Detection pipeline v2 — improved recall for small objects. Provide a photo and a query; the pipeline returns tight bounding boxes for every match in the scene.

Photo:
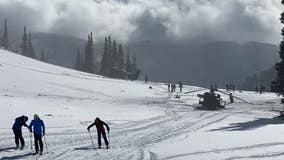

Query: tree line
[0,19,140,81]
[0,18,47,62]
[75,33,140,80]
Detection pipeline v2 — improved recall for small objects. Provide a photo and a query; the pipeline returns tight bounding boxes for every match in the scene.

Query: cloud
[0,0,282,44]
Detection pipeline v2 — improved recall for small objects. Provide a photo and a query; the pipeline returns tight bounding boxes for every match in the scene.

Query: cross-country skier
[29,114,45,155]
[87,117,110,149]
[12,115,29,150]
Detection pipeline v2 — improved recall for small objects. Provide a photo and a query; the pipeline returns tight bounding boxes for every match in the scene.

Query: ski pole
[88,130,95,147]
[43,135,48,152]
[108,132,110,147]
[29,132,33,150]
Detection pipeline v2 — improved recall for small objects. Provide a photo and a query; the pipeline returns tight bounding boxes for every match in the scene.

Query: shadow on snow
[0,147,15,152]
[0,152,34,160]
[160,142,284,160]
[209,118,284,131]
[73,146,98,151]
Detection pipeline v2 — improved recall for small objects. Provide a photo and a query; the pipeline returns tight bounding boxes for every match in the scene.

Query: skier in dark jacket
[87,117,110,149]
[29,114,45,155]
[12,115,29,149]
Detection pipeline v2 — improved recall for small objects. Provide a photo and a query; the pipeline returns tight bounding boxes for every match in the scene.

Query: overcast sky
[0,0,282,44]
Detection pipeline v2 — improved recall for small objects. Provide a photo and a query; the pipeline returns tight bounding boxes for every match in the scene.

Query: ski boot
[19,146,25,150]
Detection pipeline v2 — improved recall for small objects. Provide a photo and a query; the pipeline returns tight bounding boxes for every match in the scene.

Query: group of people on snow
[12,114,45,155]
[167,81,183,93]
[12,115,110,155]
[226,84,235,92]
[210,84,217,91]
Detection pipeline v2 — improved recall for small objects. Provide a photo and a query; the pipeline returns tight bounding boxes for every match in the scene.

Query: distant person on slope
[171,84,176,92]
[178,81,183,93]
[255,86,259,93]
[145,76,148,83]
[12,115,29,150]
[29,114,45,155]
[226,84,229,91]
[87,117,110,149]
[229,93,234,103]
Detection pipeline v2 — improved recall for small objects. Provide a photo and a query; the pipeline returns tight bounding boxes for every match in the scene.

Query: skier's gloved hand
[107,128,110,133]
[87,128,90,131]
[29,128,32,133]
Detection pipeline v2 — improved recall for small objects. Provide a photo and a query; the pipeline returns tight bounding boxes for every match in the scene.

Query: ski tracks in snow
[0,86,282,160]
[1,99,226,159]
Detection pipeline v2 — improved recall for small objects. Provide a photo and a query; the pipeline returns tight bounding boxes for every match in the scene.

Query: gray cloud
[0,0,282,44]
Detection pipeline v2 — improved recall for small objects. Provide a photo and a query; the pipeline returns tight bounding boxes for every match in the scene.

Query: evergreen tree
[111,40,119,77]
[84,32,95,73]
[21,26,28,56]
[75,48,82,70]
[98,36,140,80]
[118,44,125,71]
[90,32,95,72]
[107,36,112,56]
[132,54,137,72]
[83,42,87,70]
[126,47,132,72]
[2,18,9,50]
[272,0,284,95]
[40,49,44,62]
[106,36,112,76]
[112,40,118,66]
[39,49,47,62]
[100,37,108,76]
[27,33,36,58]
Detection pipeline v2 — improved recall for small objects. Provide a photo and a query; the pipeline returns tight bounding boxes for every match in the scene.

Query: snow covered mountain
[0,49,283,160]
[29,33,279,87]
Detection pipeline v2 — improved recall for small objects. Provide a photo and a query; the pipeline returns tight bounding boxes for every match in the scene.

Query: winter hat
[34,114,39,119]
[95,117,100,122]
[22,115,28,121]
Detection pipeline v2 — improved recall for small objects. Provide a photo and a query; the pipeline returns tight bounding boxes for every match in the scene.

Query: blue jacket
[12,116,28,131]
[29,119,45,135]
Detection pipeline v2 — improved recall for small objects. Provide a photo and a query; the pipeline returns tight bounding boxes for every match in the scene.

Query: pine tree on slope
[100,37,109,76]
[272,0,284,96]
[2,18,9,50]
[21,26,28,56]
[27,33,36,58]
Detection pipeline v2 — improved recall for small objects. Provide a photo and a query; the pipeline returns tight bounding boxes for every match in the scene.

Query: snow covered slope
[0,49,283,160]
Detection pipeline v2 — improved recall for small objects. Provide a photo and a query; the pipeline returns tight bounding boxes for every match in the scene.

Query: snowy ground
[0,49,284,160]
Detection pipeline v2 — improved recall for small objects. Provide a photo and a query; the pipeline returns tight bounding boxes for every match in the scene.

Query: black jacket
[88,119,110,133]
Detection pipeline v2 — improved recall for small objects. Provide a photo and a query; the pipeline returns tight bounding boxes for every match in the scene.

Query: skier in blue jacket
[29,114,45,155]
[12,115,29,149]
